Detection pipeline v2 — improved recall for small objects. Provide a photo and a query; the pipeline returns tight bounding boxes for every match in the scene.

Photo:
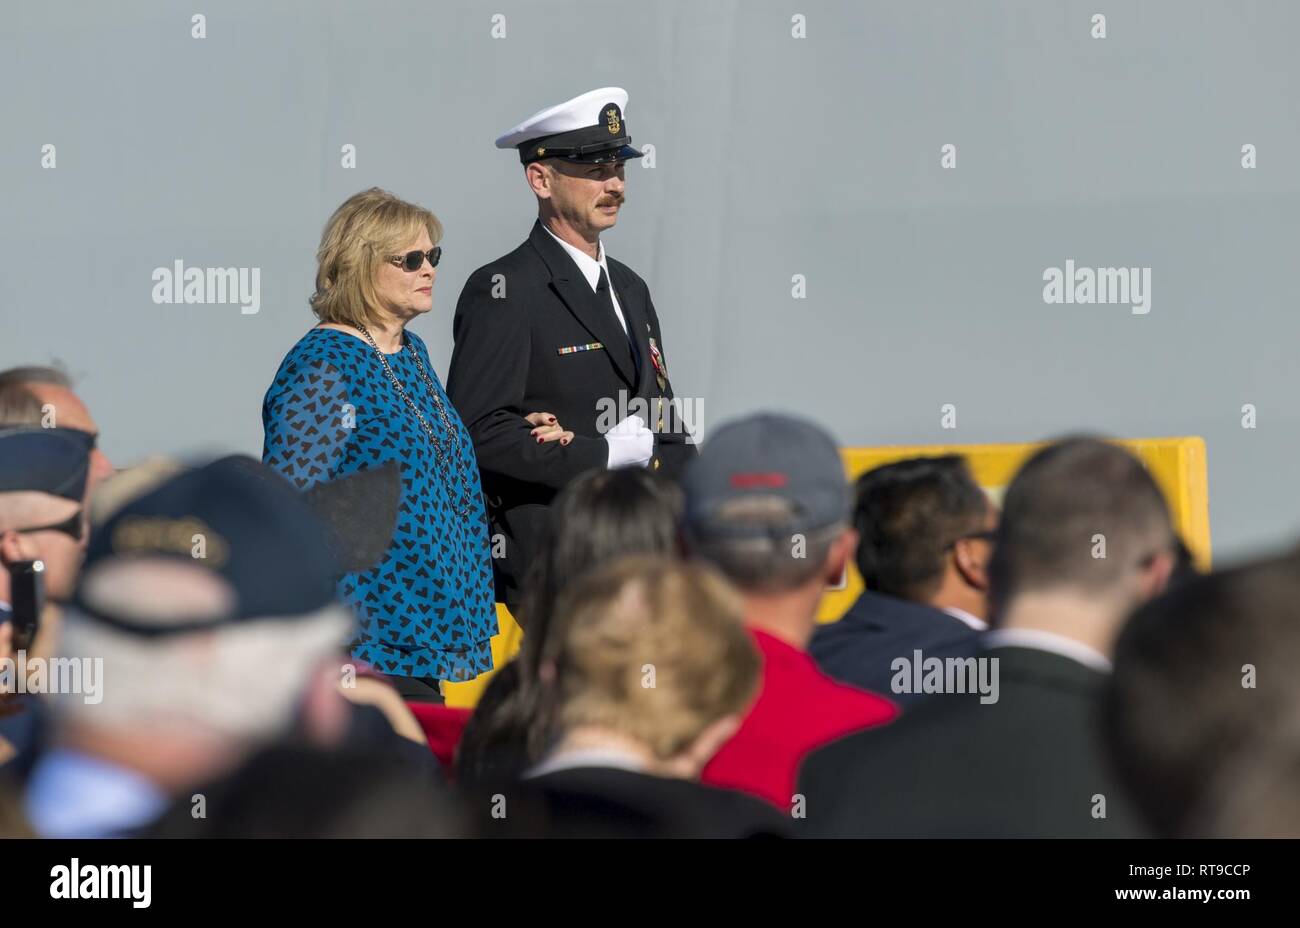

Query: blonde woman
[263,188,570,701]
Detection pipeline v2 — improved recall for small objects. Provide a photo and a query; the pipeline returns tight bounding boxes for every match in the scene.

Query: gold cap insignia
[112,515,229,567]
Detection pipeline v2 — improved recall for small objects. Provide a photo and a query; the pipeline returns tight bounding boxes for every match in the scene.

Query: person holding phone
[0,427,92,768]
[0,428,92,637]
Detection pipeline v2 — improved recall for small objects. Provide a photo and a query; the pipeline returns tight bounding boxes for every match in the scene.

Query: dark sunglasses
[388,247,441,272]
[17,508,85,542]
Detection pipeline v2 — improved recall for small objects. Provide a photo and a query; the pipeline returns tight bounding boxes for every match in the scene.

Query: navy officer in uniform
[446,87,695,607]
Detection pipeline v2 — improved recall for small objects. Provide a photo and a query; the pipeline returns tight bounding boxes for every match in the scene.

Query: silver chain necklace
[358,324,475,518]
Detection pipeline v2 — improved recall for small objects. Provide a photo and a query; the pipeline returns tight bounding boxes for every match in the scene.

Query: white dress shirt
[541,224,629,336]
[25,748,169,838]
[941,606,988,631]
[982,627,1112,673]
[523,745,648,780]
[540,224,651,468]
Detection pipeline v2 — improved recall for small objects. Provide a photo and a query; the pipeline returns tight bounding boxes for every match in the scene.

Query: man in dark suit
[798,438,1176,838]
[446,88,695,606]
[810,455,996,703]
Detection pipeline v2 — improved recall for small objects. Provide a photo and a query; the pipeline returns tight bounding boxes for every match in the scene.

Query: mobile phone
[7,560,45,652]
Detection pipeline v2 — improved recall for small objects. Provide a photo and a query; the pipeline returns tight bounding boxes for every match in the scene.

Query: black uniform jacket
[446,221,696,604]
[796,645,1147,838]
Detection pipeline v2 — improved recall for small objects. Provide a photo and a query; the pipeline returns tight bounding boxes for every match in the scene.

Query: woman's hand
[524,412,573,446]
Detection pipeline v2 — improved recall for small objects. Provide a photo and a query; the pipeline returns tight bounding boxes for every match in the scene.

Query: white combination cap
[495,87,644,165]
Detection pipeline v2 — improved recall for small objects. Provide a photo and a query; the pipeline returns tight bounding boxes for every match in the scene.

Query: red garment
[701,627,899,809]
[406,702,472,775]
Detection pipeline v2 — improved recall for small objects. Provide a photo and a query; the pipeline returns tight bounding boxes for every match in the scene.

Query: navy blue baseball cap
[73,456,344,638]
[0,427,93,501]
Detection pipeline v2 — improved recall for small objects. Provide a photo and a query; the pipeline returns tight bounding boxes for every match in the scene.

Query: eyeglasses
[388,247,441,272]
[16,509,85,542]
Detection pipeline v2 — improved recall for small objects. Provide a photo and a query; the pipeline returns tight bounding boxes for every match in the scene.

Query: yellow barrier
[444,603,525,707]
[444,436,1210,707]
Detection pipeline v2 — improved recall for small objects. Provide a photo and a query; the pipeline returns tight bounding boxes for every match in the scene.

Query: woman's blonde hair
[310,188,443,327]
[541,555,760,761]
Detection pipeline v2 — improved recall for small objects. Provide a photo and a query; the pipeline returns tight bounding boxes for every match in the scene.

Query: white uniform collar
[540,224,629,336]
[542,223,608,292]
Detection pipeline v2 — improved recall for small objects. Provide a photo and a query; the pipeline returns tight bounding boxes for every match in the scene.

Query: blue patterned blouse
[262,327,497,681]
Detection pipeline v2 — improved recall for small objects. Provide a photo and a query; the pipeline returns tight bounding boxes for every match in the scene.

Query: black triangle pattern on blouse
[261,329,498,682]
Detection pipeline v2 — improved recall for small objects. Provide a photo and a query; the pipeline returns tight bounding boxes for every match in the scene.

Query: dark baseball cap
[682,413,850,543]
[74,456,344,638]
[0,427,93,501]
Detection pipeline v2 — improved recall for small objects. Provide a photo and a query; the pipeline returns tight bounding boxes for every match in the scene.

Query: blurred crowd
[2,361,1291,839]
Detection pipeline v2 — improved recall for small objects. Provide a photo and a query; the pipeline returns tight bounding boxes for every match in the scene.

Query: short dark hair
[1104,549,1300,836]
[1189,739,1300,838]
[851,455,988,599]
[521,467,684,650]
[989,437,1172,613]
[455,467,683,786]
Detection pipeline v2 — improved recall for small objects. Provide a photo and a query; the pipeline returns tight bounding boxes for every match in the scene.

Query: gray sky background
[3,0,1298,561]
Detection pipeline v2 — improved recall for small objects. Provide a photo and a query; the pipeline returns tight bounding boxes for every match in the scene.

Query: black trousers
[388,674,445,704]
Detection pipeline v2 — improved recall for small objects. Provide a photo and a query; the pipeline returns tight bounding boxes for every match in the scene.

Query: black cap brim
[557,143,644,164]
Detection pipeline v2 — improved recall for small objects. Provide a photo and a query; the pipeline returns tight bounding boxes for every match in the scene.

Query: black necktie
[597,267,640,370]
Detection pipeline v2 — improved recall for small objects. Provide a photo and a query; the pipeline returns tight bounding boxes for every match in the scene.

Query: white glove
[604,414,654,469]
